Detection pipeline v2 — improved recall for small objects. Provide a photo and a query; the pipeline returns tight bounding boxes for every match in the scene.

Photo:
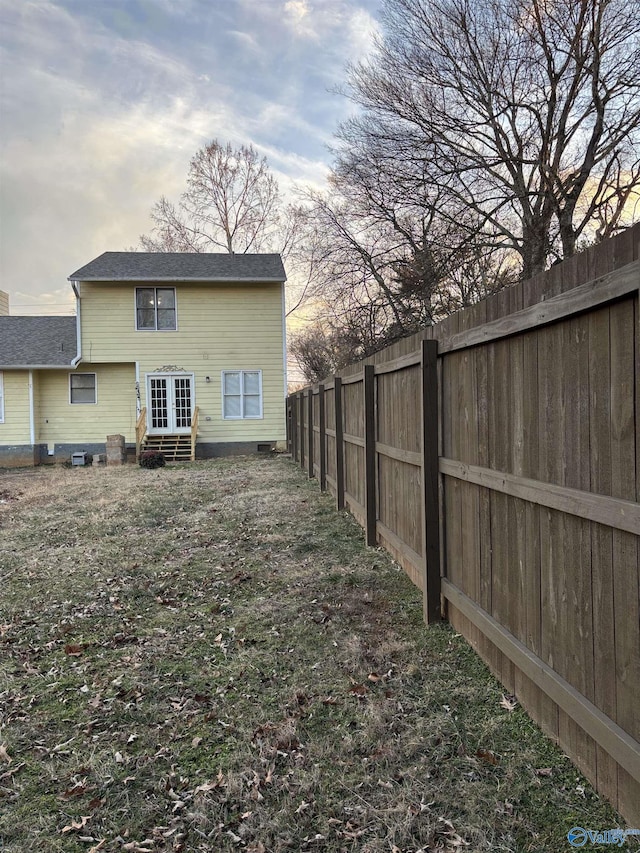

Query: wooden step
[141,434,193,462]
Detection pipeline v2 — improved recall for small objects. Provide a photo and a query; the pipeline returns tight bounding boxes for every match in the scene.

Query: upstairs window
[136,287,177,331]
[222,370,262,419]
[70,373,96,404]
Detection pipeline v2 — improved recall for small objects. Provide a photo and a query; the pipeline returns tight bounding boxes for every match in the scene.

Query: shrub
[139,450,166,469]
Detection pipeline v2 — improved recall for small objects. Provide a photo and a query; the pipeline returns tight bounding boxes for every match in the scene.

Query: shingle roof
[68,252,287,282]
[0,316,78,367]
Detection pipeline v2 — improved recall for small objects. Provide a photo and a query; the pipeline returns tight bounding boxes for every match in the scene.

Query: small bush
[139,450,166,469]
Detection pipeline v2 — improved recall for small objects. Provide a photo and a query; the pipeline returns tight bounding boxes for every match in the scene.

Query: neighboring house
[0,252,287,467]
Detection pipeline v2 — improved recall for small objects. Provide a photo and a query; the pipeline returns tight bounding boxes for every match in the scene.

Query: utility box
[71,452,87,466]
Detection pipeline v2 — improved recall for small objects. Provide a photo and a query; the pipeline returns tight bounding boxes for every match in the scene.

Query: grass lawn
[0,455,626,852]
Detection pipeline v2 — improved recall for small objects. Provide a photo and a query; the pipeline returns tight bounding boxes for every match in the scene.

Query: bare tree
[339,0,640,278]
[294,174,514,362]
[140,140,289,255]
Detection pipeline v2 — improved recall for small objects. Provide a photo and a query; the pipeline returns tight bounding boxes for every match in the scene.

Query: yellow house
[0,252,287,466]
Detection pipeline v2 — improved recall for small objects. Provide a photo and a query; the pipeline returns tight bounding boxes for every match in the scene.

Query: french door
[146,373,194,435]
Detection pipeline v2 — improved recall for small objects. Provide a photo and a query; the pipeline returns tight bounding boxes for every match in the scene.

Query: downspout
[70,281,82,366]
[281,282,288,398]
[28,370,35,446]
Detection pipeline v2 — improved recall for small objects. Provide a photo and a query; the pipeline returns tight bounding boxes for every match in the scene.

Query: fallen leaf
[0,744,12,764]
[194,771,225,795]
[536,767,553,777]
[192,736,203,748]
[61,816,90,834]
[61,782,88,799]
[348,684,368,696]
[64,644,83,656]
[114,752,124,763]
[0,761,25,781]
[438,818,470,848]
[500,694,518,712]
[476,748,499,765]
[367,672,381,682]
[295,800,311,814]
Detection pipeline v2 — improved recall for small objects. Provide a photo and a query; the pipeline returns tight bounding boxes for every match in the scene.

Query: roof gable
[0,316,78,367]
[68,252,287,282]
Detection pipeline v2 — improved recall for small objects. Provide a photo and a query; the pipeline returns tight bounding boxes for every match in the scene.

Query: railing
[190,406,199,462]
[135,407,147,461]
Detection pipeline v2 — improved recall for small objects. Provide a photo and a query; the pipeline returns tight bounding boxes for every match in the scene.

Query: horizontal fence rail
[287,224,640,824]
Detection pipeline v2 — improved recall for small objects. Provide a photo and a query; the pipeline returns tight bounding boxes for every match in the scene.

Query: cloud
[0,0,380,310]
[227,29,261,53]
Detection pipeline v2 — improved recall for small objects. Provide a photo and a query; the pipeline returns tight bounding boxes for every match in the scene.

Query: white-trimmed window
[135,287,177,331]
[70,373,97,404]
[222,370,262,419]
[0,372,4,423]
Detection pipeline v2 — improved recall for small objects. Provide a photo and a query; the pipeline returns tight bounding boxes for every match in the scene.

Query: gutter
[70,281,82,367]
[69,276,287,283]
[0,364,76,370]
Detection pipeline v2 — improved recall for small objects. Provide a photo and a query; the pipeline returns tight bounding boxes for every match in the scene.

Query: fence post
[334,377,345,510]
[421,339,441,623]
[298,390,305,470]
[318,384,326,491]
[364,364,377,547]
[291,394,298,461]
[307,388,314,479]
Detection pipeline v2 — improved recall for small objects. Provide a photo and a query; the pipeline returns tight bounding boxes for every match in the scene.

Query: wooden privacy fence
[286,224,640,824]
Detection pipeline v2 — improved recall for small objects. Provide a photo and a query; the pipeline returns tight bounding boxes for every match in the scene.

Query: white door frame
[146,372,195,435]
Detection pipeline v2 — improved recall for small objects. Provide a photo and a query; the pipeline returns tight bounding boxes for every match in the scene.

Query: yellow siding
[79,282,286,442]
[37,364,137,443]
[0,371,31,442]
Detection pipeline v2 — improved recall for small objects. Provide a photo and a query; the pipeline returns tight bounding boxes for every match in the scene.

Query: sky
[0,0,381,315]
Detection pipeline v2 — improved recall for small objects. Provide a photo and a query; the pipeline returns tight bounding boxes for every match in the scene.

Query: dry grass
[0,456,627,852]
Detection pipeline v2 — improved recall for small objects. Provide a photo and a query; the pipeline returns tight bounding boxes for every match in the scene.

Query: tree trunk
[558,207,577,260]
[520,221,551,281]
